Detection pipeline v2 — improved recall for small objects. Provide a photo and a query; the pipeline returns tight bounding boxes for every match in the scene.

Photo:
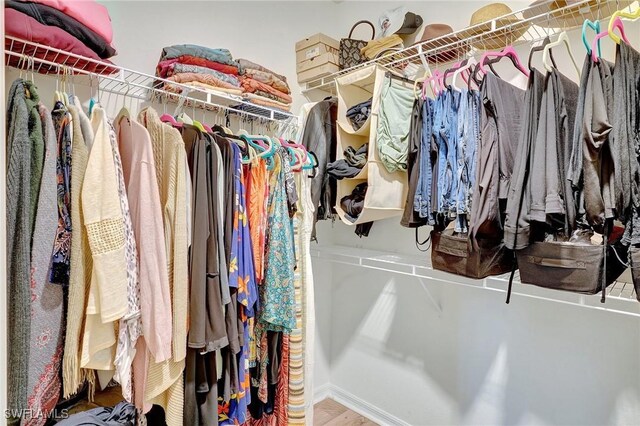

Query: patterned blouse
[49,101,72,285]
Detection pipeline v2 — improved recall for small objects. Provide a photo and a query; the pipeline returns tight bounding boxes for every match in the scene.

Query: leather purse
[517,240,628,296]
[430,229,512,279]
[339,21,375,70]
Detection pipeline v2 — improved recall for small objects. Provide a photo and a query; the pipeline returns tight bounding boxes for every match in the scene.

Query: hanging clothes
[25,102,63,426]
[6,79,41,419]
[63,97,96,399]
[49,100,72,285]
[261,148,296,333]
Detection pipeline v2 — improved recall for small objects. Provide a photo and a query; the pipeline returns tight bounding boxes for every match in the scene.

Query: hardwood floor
[314,398,378,425]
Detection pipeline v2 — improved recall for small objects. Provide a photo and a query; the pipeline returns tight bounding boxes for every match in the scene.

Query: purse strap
[348,20,376,40]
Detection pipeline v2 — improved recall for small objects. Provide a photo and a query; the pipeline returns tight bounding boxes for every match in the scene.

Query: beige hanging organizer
[335,64,410,225]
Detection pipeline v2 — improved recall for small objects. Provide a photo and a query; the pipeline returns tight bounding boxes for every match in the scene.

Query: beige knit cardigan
[62,100,95,398]
[138,107,189,426]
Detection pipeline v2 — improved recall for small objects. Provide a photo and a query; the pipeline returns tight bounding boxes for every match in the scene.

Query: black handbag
[339,20,375,70]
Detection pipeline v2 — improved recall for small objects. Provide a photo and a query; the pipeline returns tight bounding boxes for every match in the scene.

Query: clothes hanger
[441,60,466,88]
[528,36,557,71]
[543,31,581,77]
[422,69,442,99]
[591,17,630,62]
[582,19,602,57]
[115,82,133,124]
[483,49,530,78]
[479,46,529,77]
[452,58,478,91]
[608,5,640,44]
[413,44,435,99]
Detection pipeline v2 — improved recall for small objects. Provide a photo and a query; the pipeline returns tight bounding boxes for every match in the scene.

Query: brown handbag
[430,229,512,279]
[339,21,375,70]
[517,240,628,296]
[623,245,640,302]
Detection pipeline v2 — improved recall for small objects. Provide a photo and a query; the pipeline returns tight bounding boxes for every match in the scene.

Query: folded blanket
[26,0,114,44]
[167,72,240,91]
[243,68,290,94]
[156,56,240,78]
[239,76,292,104]
[5,9,116,74]
[254,90,291,105]
[7,0,116,59]
[163,81,244,96]
[168,63,240,86]
[243,93,291,109]
[241,95,291,112]
[160,44,237,67]
[238,58,287,82]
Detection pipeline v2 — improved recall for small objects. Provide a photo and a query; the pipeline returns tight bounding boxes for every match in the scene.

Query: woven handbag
[339,20,375,70]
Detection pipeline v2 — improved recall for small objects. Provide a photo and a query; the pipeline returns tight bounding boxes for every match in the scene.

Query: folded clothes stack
[5,0,117,72]
[156,44,243,95]
[155,47,292,112]
[237,58,292,112]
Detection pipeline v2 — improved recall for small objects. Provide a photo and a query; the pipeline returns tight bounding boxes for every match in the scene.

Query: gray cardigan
[6,78,40,418]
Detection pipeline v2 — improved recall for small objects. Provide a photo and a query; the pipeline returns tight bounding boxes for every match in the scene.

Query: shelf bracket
[417,277,442,315]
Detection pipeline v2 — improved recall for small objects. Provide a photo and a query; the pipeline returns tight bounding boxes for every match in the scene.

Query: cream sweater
[62,100,94,398]
[80,106,128,378]
[138,107,189,426]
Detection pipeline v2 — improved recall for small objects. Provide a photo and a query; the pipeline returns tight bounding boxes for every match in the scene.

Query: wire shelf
[311,245,640,317]
[5,36,296,123]
[302,0,634,94]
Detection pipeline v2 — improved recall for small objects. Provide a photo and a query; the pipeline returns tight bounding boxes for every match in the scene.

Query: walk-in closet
[3,1,640,425]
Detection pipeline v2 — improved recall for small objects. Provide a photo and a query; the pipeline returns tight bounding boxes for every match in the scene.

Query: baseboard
[313,382,332,405]
[319,384,410,426]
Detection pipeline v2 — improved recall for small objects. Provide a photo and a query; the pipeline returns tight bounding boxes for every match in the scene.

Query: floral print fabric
[49,101,72,285]
[260,150,296,333]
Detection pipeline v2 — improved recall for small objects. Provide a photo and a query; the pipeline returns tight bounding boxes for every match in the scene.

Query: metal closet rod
[4,37,296,123]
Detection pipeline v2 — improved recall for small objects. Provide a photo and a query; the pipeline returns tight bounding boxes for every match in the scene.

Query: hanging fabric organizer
[335,64,410,225]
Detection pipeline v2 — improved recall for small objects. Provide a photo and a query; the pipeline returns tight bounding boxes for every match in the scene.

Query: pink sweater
[114,114,173,364]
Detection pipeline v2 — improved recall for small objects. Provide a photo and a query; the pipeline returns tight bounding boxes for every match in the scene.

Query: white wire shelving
[311,245,640,318]
[4,36,296,123]
[302,0,634,94]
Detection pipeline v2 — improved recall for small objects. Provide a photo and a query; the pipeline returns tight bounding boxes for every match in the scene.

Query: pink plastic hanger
[591,17,629,62]
[479,46,529,77]
[422,69,442,98]
[160,113,182,128]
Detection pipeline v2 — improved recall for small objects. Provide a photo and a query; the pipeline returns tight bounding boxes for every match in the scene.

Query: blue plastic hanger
[582,19,602,57]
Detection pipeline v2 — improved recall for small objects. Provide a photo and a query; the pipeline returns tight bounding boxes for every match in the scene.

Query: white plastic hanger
[543,31,580,78]
[412,44,434,99]
[452,57,477,92]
